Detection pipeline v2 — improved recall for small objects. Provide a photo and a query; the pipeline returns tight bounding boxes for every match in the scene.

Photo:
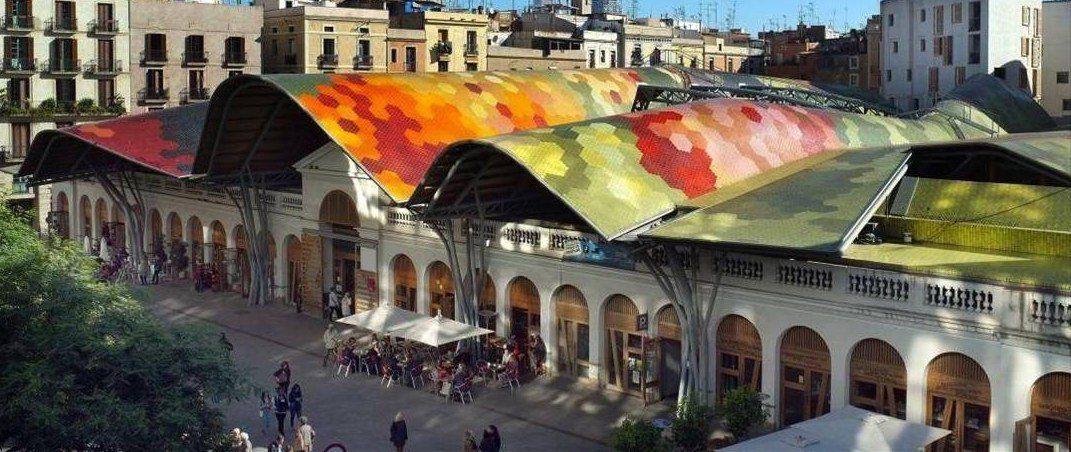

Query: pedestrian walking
[288,384,303,429]
[273,389,289,436]
[268,433,288,452]
[463,430,479,452]
[138,258,149,285]
[479,425,501,452]
[532,333,547,375]
[389,412,408,452]
[341,291,353,317]
[327,288,342,320]
[258,391,273,434]
[322,324,340,367]
[273,361,292,394]
[294,416,316,452]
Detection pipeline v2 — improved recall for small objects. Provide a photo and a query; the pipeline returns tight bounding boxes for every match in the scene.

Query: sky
[486,0,881,34]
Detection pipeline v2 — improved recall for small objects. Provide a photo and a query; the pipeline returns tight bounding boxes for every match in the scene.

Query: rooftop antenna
[724,0,736,29]
[629,0,638,17]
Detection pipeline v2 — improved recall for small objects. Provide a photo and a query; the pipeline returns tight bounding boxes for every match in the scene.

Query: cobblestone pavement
[148,282,669,451]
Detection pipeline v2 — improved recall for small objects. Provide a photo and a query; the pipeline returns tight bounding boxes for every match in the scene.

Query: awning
[722,406,950,452]
[388,312,494,347]
[335,304,425,335]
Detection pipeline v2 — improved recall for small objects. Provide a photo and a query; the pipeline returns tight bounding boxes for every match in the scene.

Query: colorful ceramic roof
[423,97,964,239]
[896,178,1071,232]
[18,102,208,180]
[195,67,685,201]
[641,146,910,254]
[989,131,1071,179]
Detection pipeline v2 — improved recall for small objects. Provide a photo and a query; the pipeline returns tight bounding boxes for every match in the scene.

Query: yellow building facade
[395,10,489,72]
[263,6,389,74]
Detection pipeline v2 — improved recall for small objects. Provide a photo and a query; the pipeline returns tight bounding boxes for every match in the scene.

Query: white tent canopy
[722,406,951,452]
[335,304,426,335]
[388,312,494,347]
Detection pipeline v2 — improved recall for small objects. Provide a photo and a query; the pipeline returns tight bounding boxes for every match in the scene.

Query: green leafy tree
[718,387,770,442]
[0,200,250,450]
[671,395,715,451]
[611,416,668,452]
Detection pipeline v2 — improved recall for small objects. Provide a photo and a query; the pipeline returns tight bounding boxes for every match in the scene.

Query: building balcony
[88,18,119,35]
[433,41,453,61]
[2,15,35,31]
[223,52,247,67]
[180,87,210,104]
[45,17,76,34]
[317,53,338,68]
[464,43,479,57]
[140,49,167,65]
[353,54,373,70]
[183,51,209,66]
[44,58,81,75]
[138,87,170,104]
[1,57,36,74]
[85,59,123,75]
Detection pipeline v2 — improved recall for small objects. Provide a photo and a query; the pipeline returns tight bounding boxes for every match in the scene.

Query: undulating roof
[194,67,686,201]
[942,74,1056,133]
[412,97,965,240]
[641,146,911,255]
[18,102,208,182]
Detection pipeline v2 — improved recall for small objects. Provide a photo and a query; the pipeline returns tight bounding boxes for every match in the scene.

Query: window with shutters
[933,5,944,34]
[1022,6,1030,26]
[969,34,980,64]
[952,3,962,24]
[929,67,939,94]
[11,123,30,158]
[955,66,966,86]
[943,36,953,65]
[98,79,115,106]
[1022,38,1029,57]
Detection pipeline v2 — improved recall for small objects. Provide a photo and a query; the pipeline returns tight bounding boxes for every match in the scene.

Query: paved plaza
[149,282,669,451]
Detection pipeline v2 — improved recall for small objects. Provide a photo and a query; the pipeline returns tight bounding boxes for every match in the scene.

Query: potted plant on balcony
[74,98,96,115]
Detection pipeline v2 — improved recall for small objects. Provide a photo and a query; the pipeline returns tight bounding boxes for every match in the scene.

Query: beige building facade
[263,5,388,74]
[394,10,488,72]
[703,35,751,73]
[129,0,262,112]
[486,45,584,71]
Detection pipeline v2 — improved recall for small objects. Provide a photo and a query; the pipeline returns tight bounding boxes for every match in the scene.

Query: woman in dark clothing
[389,412,408,452]
[288,384,303,429]
[479,425,501,452]
[273,361,292,393]
[273,389,289,436]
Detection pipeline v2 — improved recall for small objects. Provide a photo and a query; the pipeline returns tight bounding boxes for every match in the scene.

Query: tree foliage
[611,416,668,452]
[718,387,770,442]
[0,201,249,450]
[671,395,715,451]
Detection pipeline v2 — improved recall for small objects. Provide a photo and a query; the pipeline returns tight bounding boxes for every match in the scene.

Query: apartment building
[619,19,672,67]
[703,34,751,73]
[812,28,874,90]
[667,28,703,68]
[1040,0,1069,120]
[385,27,425,73]
[880,0,1043,111]
[393,9,488,72]
[263,5,387,75]
[0,0,130,216]
[129,0,261,112]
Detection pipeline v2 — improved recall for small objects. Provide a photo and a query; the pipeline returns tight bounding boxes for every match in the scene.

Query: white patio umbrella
[722,406,950,452]
[389,312,494,347]
[334,303,425,335]
[98,237,110,260]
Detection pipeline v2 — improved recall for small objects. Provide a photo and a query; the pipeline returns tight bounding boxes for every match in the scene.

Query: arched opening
[187,216,203,264]
[168,212,183,242]
[926,353,991,452]
[234,225,250,297]
[95,198,107,238]
[780,326,831,426]
[1027,372,1071,451]
[656,305,682,401]
[849,338,907,419]
[554,285,590,379]
[110,203,127,251]
[285,235,303,305]
[79,195,92,238]
[51,191,69,238]
[426,261,454,319]
[149,209,162,250]
[716,314,762,401]
[392,254,417,311]
[319,190,360,296]
[604,294,643,396]
[508,277,540,344]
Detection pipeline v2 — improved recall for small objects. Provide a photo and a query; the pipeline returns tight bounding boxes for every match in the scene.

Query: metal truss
[632,84,897,117]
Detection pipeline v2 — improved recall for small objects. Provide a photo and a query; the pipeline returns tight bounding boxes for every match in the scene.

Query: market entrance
[926,353,991,452]
[1026,372,1071,452]
[849,338,906,419]
[554,285,590,379]
[392,254,417,311]
[656,305,681,401]
[779,326,831,426]
[426,261,454,319]
[318,190,360,300]
[716,314,762,401]
[604,294,646,396]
